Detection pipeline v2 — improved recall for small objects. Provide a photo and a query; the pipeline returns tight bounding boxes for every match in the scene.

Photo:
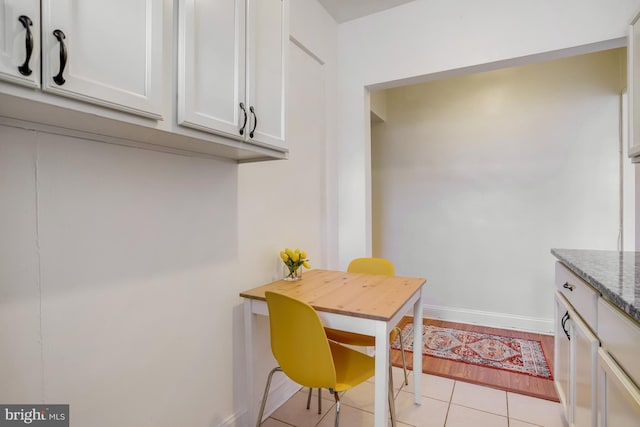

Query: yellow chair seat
[325,327,401,347]
[329,340,374,392]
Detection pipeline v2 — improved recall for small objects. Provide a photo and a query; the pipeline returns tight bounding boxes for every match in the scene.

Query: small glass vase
[283,264,302,281]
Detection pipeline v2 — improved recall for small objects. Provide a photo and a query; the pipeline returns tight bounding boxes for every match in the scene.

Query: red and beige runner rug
[390,318,558,401]
[392,322,553,379]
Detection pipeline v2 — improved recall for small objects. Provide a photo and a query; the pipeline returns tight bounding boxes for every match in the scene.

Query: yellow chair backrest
[265,291,337,389]
[347,257,395,276]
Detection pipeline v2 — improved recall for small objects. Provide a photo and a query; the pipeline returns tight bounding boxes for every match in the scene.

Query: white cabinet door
[598,348,640,427]
[245,0,287,150]
[555,293,572,420]
[178,0,246,139]
[40,0,163,119]
[555,291,598,427]
[570,309,598,427]
[0,0,40,87]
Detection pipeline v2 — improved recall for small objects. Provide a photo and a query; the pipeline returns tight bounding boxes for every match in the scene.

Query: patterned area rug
[391,322,553,379]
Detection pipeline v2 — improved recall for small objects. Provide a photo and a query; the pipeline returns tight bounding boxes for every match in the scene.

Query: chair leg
[395,326,409,386]
[306,388,322,414]
[256,367,282,427]
[333,390,341,427]
[388,362,397,427]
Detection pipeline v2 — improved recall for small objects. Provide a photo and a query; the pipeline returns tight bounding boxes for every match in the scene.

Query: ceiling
[317,0,416,23]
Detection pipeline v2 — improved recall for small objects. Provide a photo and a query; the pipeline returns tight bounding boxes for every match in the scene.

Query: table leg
[374,321,390,427]
[244,299,256,425]
[413,287,424,403]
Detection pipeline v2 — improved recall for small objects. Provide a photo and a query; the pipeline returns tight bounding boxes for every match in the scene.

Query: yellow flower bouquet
[280,248,311,281]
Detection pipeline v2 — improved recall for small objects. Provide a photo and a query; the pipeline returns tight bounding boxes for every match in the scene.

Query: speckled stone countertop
[551,248,640,324]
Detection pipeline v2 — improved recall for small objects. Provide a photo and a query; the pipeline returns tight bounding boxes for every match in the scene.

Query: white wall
[0,0,338,426]
[372,49,627,332]
[238,22,338,420]
[336,0,640,269]
[0,125,241,426]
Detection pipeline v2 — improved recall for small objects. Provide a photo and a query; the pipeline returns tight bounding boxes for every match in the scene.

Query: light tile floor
[263,367,568,427]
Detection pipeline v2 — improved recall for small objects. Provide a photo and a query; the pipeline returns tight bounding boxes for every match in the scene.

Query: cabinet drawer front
[598,298,640,388]
[555,262,599,332]
[598,348,640,426]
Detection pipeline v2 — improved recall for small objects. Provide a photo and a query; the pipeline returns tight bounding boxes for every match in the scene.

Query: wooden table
[240,269,427,427]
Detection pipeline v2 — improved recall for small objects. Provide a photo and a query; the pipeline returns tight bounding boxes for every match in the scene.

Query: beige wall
[336,0,640,271]
[372,49,629,332]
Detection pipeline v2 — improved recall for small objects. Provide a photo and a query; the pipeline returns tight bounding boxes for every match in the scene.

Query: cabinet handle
[52,29,67,86]
[249,106,257,138]
[561,311,571,341]
[239,102,248,135]
[562,282,575,292]
[17,15,34,76]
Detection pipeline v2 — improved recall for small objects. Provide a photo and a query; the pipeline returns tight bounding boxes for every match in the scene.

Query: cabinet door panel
[598,348,640,427]
[246,0,286,150]
[571,310,598,427]
[178,0,245,137]
[598,298,640,388]
[41,0,162,118]
[555,293,571,419]
[0,0,40,87]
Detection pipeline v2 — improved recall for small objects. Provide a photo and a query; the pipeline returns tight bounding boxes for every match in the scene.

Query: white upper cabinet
[0,0,40,88]
[178,0,287,152]
[40,0,163,119]
[0,1,286,161]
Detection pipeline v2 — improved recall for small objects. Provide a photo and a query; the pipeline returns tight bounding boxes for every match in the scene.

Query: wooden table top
[239,269,426,321]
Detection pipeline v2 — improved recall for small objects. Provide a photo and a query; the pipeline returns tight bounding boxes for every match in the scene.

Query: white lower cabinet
[598,348,640,426]
[555,293,572,417]
[555,262,640,427]
[555,292,598,427]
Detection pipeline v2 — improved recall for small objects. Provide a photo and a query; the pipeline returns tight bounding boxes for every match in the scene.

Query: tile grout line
[506,391,510,426]
[442,380,457,427]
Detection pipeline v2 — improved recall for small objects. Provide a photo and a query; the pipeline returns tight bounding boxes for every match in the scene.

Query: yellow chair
[326,258,409,383]
[256,291,396,427]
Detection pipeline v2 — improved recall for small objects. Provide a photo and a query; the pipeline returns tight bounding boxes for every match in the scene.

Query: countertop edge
[551,248,640,324]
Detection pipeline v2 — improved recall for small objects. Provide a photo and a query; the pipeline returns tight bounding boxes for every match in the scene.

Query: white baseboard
[220,409,245,427]
[225,374,300,427]
[422,304,554,334]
